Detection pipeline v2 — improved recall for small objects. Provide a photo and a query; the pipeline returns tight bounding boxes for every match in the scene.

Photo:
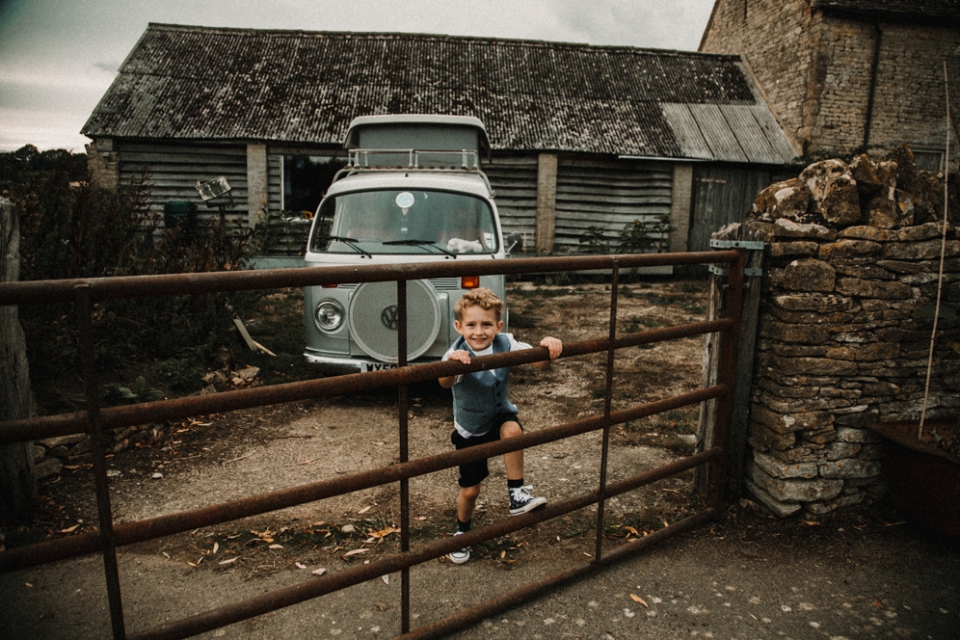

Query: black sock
[507,478,523,490]
[457,519,471,533]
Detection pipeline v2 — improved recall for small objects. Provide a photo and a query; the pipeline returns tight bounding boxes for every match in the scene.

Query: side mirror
[505,232,523,256]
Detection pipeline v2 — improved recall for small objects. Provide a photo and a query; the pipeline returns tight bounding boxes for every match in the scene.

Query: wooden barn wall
[116,141,248,227]
[482,155,539,253]
[554,158,673,255]
[267,153,284,214]
[688,165,775,253]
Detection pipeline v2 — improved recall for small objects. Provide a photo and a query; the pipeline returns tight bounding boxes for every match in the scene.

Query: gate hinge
[709,265,763,277]
[710,239,766,251]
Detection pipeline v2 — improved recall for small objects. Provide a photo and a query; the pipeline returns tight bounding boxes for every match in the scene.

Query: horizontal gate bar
[0,251,738,306]
[0,319,731,444]
[126,449,722,640]
[0,385,727,572]
[0,248,746,640]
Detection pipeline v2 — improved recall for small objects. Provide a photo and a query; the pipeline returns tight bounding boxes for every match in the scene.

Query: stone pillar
[669,163,693,253]
[740,153,960,517]
[246,143,269,229]
[535,153,558,256]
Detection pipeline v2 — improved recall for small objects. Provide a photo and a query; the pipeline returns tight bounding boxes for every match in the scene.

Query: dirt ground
[3,278,959,639]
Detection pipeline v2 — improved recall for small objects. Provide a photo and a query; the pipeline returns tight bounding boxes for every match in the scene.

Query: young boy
[438,287,562,564]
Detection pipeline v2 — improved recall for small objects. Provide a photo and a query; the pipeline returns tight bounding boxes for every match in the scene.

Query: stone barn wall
[701,0,960,167]
[731,148,959,516]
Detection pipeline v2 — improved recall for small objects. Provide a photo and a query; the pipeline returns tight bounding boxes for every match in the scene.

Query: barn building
[82,24,798,261]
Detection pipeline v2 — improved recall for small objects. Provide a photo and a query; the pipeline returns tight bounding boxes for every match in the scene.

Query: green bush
[155,351,207,392]
[2,146,259,401]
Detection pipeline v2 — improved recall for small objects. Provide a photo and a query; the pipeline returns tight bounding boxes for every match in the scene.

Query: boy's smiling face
[454,304,504,352]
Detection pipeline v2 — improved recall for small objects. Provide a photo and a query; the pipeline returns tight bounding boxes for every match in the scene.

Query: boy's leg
[450,429,493,565]
[449,482,480,565]
[457,483,482,524]
[500,420,524,480]
[500,419,547,515]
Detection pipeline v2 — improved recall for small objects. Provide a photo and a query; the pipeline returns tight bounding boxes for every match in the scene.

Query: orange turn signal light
[461,275,480,289]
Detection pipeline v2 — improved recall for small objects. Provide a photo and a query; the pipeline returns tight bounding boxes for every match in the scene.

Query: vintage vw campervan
[302,115,512,373]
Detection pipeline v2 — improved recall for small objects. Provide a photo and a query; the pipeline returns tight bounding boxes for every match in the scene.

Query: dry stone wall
[729,148,959,517]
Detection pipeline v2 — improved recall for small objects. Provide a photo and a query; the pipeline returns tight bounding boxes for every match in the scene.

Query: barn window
[282,155,345,215]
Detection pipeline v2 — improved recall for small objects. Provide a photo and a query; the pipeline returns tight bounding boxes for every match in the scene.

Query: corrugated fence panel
[483,155,539,253]
[117,141,248,227]
[554,159,673,255]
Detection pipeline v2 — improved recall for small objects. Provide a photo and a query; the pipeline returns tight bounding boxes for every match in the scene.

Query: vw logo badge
[381,305,399,331]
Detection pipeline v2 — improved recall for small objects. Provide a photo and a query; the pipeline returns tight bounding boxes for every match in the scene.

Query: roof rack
[331,149,494,194]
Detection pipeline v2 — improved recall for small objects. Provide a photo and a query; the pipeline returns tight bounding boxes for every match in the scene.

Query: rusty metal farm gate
[0,249,747,639]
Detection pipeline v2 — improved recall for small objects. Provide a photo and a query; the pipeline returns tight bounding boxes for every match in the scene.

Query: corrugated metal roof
[83,24,798,164]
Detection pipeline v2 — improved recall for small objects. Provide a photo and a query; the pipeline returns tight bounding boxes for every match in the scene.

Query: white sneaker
[509,485,547,515]
[448,531,470,564]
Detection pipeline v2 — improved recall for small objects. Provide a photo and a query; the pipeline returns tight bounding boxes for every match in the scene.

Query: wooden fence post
[695,223,765,500]
[0,196,37,524]
[535,153,558,256]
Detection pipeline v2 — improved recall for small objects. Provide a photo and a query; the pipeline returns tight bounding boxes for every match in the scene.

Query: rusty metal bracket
[709,265,762,278]
[710,239,766,251]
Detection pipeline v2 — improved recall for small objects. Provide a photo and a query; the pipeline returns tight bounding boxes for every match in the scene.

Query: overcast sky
[0,0,715,153]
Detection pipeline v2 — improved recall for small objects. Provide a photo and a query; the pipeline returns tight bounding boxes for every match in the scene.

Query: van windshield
[309,189,498,256]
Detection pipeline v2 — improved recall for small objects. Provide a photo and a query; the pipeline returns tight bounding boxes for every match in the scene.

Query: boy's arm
[438,349,471,388]
[532,337,562,370]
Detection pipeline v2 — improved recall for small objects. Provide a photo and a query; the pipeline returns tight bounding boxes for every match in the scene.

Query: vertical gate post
[75,284,126,639]
[396,279,411,634]
[707,248,745,509]
[696,229,765,502]
[593,262,619,561]
[727,235,765,492]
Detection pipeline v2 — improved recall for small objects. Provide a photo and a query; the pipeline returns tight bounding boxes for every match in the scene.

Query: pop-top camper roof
[343,115,490,153]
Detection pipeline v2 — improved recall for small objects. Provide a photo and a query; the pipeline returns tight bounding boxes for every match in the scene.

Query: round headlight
[315,300,344,332]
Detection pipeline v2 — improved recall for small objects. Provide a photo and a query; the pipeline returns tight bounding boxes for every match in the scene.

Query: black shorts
[451,414,521,488]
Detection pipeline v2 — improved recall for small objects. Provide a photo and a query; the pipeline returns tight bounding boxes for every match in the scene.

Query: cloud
[93,61,120,74]
[550,0,712,50]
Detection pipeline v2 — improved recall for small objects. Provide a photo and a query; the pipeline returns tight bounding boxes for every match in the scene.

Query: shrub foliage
[2,145,260,403]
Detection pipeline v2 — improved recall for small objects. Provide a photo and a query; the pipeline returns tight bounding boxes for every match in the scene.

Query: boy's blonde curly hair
[454,287,503,321]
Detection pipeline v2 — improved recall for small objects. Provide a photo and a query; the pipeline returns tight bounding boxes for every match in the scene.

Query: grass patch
[622,315,661,333]
[676,279,708,294]
[679,301,706,316]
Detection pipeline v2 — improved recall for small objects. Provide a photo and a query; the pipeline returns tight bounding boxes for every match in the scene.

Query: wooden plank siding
[688,165,774,253]
[117,141,249,228]
[483,155,540,254]
[553,159,673,255]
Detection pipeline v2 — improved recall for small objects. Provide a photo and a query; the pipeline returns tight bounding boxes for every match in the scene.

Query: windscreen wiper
[382,238,456,258]
[315,235,372,259]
